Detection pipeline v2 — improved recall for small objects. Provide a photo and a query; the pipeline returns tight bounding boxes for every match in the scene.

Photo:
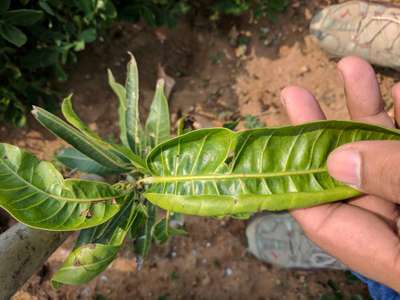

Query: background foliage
[0,0,117,126]
[0,0,288,127]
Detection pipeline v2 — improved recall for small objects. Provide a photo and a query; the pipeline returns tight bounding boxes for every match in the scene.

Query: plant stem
[0,224,68,299]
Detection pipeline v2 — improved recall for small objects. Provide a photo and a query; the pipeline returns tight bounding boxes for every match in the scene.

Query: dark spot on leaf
[80,209,92,219]
[73,259,82,267]
[224,154,234,165]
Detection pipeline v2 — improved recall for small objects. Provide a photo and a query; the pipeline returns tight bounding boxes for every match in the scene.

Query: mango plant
[1,54,400,286]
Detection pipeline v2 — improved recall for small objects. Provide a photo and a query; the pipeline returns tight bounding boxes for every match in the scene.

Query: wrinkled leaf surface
[144,121,400,216]
[0,144,125,231]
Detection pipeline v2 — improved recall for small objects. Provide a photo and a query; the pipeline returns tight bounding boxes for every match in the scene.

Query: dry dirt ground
[3,0,400,299]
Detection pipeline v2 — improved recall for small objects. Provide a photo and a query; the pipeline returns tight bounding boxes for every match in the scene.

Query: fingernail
[327,149,361,187]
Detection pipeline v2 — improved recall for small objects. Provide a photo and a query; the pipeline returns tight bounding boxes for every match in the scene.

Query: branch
[0,224,68,299]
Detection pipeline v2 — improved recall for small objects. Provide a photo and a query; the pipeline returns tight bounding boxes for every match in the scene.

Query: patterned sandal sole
[310,0,400,70]
[246,213,346,270]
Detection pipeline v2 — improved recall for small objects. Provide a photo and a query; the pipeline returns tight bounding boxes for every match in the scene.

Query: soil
[2,0,400,299]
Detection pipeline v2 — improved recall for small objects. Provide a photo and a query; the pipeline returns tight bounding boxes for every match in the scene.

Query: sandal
[246,213,347,270]
[310,1,400,70]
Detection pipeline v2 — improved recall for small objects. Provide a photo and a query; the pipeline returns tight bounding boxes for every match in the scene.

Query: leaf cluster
[0,54,185,286]
[2,54,400,286]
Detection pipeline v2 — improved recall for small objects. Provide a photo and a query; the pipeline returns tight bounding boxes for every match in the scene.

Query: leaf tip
[127,51,137,67]
[31,106,39,117]
[61,95,73,107]
[156,78,165,90]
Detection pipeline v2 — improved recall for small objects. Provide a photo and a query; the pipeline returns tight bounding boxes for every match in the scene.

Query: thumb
[327,141,400,203]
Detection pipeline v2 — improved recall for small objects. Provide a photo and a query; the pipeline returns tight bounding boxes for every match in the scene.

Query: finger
[338,56,397,217]
[338,56,393,127]
[328,140,400,204]
[282,85,398,220]
[293,203,400,292]
[393,83,400,126]
[349,195,399,226]
[282,86,397,221]
[281,86,326,123]
[282,86,338,230]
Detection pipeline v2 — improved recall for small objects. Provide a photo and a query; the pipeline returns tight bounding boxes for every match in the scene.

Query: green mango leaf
[61,95,102,140]
[152,218,170,244]
[111,144,148,173]
[145,79,171,148]
[56,147,119,175]
[152,217,186,245]
[143,120,400,216]
[32,107,146,172]
[107,69,128,147]
[32,106,132,173]
[60,96,147,171]
[0,24,27,47]
[4,9,44,26]
[134,202,156,258]
[53,243,119,287]
[0,143,125,231]
[125,53,142,155]
[52,198,138,286]
[130,203,147,238]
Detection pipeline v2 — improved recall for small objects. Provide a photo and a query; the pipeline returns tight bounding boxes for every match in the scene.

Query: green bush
[0,0,288,127]
[211,0,288,19]
[115,0,288,26]
[115,0,191,27]
[0,0,117,126]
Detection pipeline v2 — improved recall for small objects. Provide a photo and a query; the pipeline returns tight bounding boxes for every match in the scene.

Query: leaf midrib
[142,167,327,183]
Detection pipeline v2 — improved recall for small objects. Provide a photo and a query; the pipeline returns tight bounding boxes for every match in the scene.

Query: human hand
[282,56,400,291]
